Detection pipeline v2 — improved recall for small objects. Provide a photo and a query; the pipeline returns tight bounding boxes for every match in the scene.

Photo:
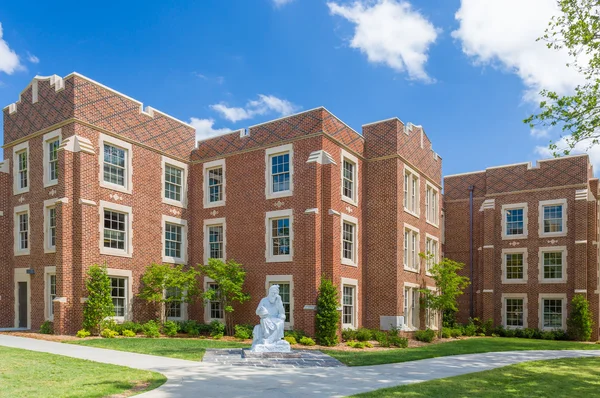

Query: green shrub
[284,330,306,341]
[449,328,463,338]
[76,329,91,338]
[142,320,161,338]
[389,335,408,348]
[374,331,390,347]
[284,336,297,345]
[504,328,516,338]
[355,328,374,342]
[188,328,200,337]
[234,324,253,339]
[299,336,316,346]
[40,321,53,335]
[210,320,225,339]
[122,329,136,337]
[481,319,494,336]
[462,320,477,336]
[163,321,179,337]
[82,265,114,335]
[347,340,373,349]
[315,277,339,346]
[179,320,198,334]
[119,321,143,334]
[101,329,119,338]
[415,328,436,343]
[342,328,357,341]
[567,295,594,341]
[441,328,452,339]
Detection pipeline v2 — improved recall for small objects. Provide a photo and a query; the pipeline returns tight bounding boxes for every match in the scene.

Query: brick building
[444,156,600,339]
[0,73,442,335]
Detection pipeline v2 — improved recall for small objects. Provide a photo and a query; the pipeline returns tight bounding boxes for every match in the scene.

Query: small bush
[76,329,91,338]
[389,335,408,348]
[101,329,119,339]
[188,328,200,337]
[342,328,357,341]
[347,340,373,349]
[355,328,374,342]
[163,321,179,337]
[449,328,463,338]
[180,320,199,334]
[481,319,494,336]
[120,321,143,334]
[234,324,253,340]
[142,320,161,338]
[462,321,477,337]
[567,295,594,341]
[122,329,136,337]
[299,336,316,346]
[284,336,297,345]
[415,328,436,343]
[40,321,53,335]
[441,328,452,339]
[315,277,339,346]
[284,330,306,341]
[210,320,225,339]
[374,331,390,347]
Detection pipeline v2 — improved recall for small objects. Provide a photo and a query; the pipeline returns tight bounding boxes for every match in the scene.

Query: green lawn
[354,357,600,397]
[68,337,250,361]
[325,337,599,366]
[0,346,165,398]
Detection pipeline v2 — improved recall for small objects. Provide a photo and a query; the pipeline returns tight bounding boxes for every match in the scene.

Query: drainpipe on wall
[469,185,474,319]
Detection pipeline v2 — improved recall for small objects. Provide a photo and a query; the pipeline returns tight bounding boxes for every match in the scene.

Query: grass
[0,346,166,398]
[68,337,250,361]
[353,357,600,397]
[324,337,599,366]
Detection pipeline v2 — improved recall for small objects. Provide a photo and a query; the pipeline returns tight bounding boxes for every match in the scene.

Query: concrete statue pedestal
[250,284,292,353]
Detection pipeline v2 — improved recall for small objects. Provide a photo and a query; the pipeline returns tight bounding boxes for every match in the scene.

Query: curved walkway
[1,334,599,397]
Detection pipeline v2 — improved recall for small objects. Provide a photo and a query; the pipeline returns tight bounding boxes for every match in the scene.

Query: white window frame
[265,209,294,262]
[99,133,133,194]
[538,199,568,238]
[403,164,420,218]
[14,204,30,256]
[265,144,294,200]
[106,268,133,323]
[204,277,224,323]
[165,287,188,321]
[203,217,226,264]
[539,293,567,331]
[425,233,439,276]
[13,141,29,195]
[403,282,420,331]
[266,275,294,329]
[44,266,57,322]
[424,286,439,330]
[341,149,359,206]
[43,129,62,188]
[43,199,57,253]
[501,248,528,284]
[404,223,420,273]
[162,156,188,208]
[425,181,439,227]
[203,158,226,208]
[341,277,358,330]
[341,213,359,267]
[162,215,188,264]
[502,293,528,329]
[99,201,133,258]
[501,203,528,240]
[538,246,567,283]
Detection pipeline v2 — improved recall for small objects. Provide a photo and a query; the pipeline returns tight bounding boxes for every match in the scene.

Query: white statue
[250,285,291,352]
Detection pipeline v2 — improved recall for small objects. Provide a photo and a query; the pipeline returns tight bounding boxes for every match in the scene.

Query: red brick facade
[0,74,442,335]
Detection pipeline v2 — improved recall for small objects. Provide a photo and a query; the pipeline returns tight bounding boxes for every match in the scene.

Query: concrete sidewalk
[1,334,599,398]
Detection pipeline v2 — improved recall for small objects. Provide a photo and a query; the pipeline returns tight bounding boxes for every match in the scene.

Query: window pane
[110,277,126,317]
[343,160,354,199]
[506,298,524,326]
[208,225,224,259]
[342,222,354,261]
[343,286,354,325]
[271,153,290,193]
[543,299,562,328]
[165,223,182,259]
[208,283,223,319]
[271,218,290,256]
[543,205,563,233]
[208,167,223,203]
[543,252,563,279]
[506,208,524,235]
[103,210,126,250]
[505,253,524,279]
[165,165,182,201]
[103,144,126,186]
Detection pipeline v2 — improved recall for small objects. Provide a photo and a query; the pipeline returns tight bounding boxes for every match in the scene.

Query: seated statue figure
[250,285,291,352]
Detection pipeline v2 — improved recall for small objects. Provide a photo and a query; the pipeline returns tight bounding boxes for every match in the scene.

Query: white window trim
[265,209,294,262]
[265,144,294,200]
[404,223,420,273]
[99,133,133,194]
[165,288,188,322]
[43,129,62,188]
[203,158,226,208]
[203,217,226,264]
[403,164,420,218]
[13,141,29,195]
[99,201,133,258]
[341,213,359,267]
[538,246,568,283]
[501,293,528,329]
[501,203,528,240]
[425,181,439,228]
[107,268,133,323]
[538,293,567,331]
[538,199,568,238]
[341,149,359,207]
[43,199,57,253]
[424,286,439,330]
[501,248,528,284]
[162,156,188,208]
[162,215,188,264]
[266,275,294,329]
[14,204,30,256]
[341,277,359,330]
[44,266,57,321]
[425,233,439,276]
[403,282,420,331]
[204,276,224,323]
[14,268,31,329]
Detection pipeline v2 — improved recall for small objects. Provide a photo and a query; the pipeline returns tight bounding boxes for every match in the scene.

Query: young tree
[83,264,114,335]
[419,256,470,337]
[567,294,594,341]
[525,0,600,154]
[315,276,340,347]
[198,259,250,336]
[138,263,201,323]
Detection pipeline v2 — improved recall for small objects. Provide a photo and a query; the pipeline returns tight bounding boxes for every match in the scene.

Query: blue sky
[0,0,589,176]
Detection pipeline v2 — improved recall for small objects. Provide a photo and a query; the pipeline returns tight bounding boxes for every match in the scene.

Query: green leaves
[315,277,340,346]
[83,264,114,335]
[567,294,594,341]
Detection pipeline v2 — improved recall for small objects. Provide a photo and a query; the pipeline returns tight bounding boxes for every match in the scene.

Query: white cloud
[327,0,439,82]
[272,0,295,7]
[530,128,549,138]
[0,23,21,74]
[193,71,224,84]
[26,52,39,64]
[210,94,300,123]
[535,136,600,171]
[452,0,585,101]
[189,117,231,141]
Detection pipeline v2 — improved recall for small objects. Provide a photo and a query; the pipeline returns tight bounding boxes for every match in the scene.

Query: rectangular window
[271,218,290,256]
[543,252,563,280]
[342,222,355,262]
[49,274,56,318]
[18,150,28,190]
[110,277,127,317]
[208,167,223,203]
[269,282,291,323]
[165,165,182,202]
[207,282,223,320]
[506,298,524,327]
[543,299,563,329]
[165,223,182,259]
[103,144,126,187]
[411,177,417,213]
[411,231,418,269]
[426,306,438,329]
[18,212,29,250]
[166,287,182,319]
[342,285,355,326]
[403,286,419,329]
[49,207,56,249]
[403,287,409,327]
[103,210,126,251]
[342,159,356,202]
[404,167,420,216]
[426,185,438,225]
[404,227,419,271]
[425,237,438,272]
[403,173,409,209]
[403,231,409,267]
[208,225,224,260]
[271,153,290,193]
[543,205,563,233]
[505,253,524,280]
[506,208,524,236]
[48,139,60,182]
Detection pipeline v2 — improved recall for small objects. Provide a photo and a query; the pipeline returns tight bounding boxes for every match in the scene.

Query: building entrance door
[18,282,28,328]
